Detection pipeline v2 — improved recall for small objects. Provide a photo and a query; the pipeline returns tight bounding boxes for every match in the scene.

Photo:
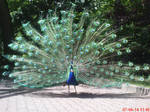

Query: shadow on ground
[28,91,150,99]
[0,86,70,99]
[0,88,43,99]
[0,87,150,99]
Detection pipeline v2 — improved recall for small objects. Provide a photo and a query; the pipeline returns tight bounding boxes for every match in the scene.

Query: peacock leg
[74,86,77,94]
[68,85,70,93]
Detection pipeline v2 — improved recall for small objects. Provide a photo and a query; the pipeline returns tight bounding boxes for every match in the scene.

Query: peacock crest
[2,5,150,88]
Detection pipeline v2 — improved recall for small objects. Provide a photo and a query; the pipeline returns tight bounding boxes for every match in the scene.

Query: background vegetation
[0,0,150,85]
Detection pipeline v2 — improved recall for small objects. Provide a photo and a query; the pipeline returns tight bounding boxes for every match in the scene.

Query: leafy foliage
[2,6,150,88]
[0,0,149,85]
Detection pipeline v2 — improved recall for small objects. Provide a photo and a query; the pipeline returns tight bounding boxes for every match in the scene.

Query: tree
[0,0,13,54]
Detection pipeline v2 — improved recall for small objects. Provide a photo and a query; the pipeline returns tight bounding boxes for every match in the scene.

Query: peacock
[2,4,150,90]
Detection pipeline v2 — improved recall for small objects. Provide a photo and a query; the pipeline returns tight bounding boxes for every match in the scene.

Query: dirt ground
[0,83,150,112]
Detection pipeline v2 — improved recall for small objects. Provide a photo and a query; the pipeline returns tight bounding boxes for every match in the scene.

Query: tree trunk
[0,0,13,54]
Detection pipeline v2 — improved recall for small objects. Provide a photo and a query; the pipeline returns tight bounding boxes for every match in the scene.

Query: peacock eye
[45,48,50,52]
[93,21,100,26]
[115,69,119,73]
[4,65,9,69]
[15,62,19,66]
[116,43,122,48]
[34,36,40,41]
[62,28,67,32]
[68,13,75,18]
[51,17,58,23]
[85,49,89,53]
[22,22,29,28]
[70,39,74,44]
[80,51,84,55]
[38,19,45,24]
[77,36,81,40]
[13,80,17,83]
[96,60,101,64]
[56,42,61,46]
[111,34,117,39]
[48,9,52,13]
[8,43,14,48]
[93,66,97,70]
[69,49,72,53]
[20,58,24,61]
[71,3,76,7]
[105,71,109,75]
[139,77,144,81]
[35,51,39,55]
[117,51,122,55]
[42,70,46,74]
[29,46,34,50]
[143,66,149,70]
[110,72,114,76]
[95,50,100,55]
[20,44,25,49]
[109,66,114,71]
[64,35,70,40]
[53,49,57,53]
[16,36,23,41]
[124,72,129,76]
[41,26,47,31]
[2,72,8,76]
[135,66,140,71]
[105,23,111,27]
[82,12,89,17]
[65,45,70,49]
[118,61,123,66]
[122,39,128,43]
[73,24,78,28]
[100,68,104,72]
[13,44,19,50]
[66,56,69,59]
[126,48,131,53]
[80,29,84,32]
[130,75,134,80]
[73,56,77,59]
[90,28,96,33]
[109,48,114,52]
[73,32,78,36]
[61,10,67,15]
[55,25,60,30]
[48,41,53,45]
[9,73,13,78]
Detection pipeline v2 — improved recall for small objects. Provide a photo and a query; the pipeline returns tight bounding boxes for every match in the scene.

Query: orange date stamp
[122,107,150,112]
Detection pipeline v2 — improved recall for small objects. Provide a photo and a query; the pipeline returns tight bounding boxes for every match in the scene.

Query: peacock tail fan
[2,4,150,89]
